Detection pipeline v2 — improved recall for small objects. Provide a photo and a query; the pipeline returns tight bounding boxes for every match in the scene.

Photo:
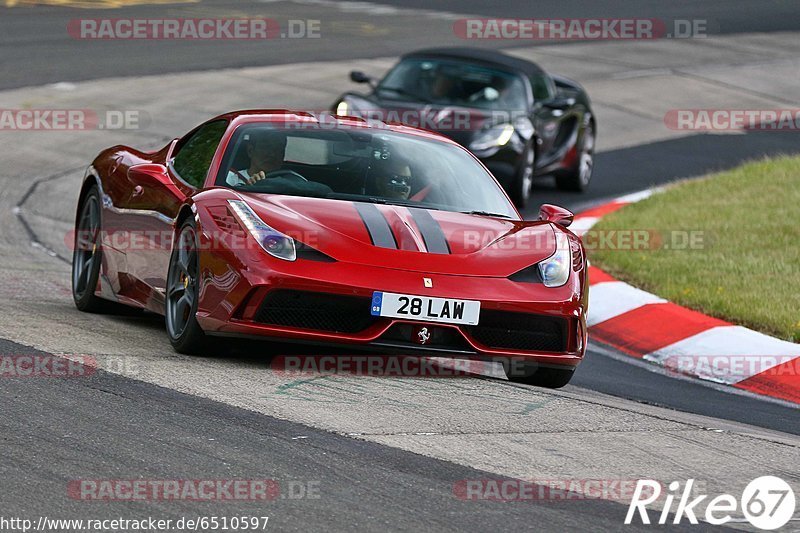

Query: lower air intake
[467,311,568,352]
[255,290,377,333]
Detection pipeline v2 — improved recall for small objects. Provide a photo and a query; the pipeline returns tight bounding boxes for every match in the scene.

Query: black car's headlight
[228,200,296,262]
[469,123,515,152]
[335,100,350,116]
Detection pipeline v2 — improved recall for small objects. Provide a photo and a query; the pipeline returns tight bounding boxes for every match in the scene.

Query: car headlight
[335,100,349,116]
[470,123,515,152]
[538,234,571,287]
[228,200,296,261]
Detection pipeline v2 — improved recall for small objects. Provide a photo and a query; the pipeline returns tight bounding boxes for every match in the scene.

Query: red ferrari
[71,110,588,387]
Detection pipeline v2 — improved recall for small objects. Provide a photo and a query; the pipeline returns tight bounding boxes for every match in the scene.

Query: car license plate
[370,292,480,325]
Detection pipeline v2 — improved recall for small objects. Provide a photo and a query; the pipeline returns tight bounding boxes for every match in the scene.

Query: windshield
[377,58,528,111]
[215,122,518,219]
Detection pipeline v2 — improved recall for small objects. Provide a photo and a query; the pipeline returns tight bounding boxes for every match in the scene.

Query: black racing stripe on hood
[409,207,450,255]
[354,202,397,249]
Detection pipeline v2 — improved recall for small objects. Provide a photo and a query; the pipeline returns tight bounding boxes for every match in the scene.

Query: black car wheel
[503,360,575,388]
[72,188,108,312]
[509,144,535,209]
[555,116,595,192]
[166,218,207,354]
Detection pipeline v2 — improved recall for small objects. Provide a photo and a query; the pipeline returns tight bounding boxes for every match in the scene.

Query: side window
[172,120,228,187]
[529,74,555,102]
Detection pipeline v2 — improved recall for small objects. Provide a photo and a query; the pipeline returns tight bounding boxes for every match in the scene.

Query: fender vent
[208,206,246,239]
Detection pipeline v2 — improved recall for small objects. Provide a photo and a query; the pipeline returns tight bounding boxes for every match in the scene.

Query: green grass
[589,155,800,342]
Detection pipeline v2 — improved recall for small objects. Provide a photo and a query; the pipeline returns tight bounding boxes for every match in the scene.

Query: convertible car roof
[402,47,545,77]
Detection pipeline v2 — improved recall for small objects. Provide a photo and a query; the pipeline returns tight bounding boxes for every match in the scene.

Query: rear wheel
[555,116,594,192]
[503,360,575,388]
[509,145,535,209]
[72,188,109,312]
[165,218,207,354]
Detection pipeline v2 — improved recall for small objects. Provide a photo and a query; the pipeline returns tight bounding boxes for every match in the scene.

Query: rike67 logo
[626,476,796,529]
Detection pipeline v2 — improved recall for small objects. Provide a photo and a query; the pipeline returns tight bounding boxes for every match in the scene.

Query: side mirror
[539,204,574,227]
[128,163,170,186]
[350,70,374,85]
[542,96,576,110]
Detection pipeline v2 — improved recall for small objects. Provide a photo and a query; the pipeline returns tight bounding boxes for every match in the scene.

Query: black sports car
[332,47,596,208]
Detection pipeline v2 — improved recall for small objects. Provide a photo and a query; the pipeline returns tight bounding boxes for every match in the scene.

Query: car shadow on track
[101,310,501,379]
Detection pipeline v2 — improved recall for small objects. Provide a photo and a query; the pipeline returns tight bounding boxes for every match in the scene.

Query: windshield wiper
[368,198,443,210]
[377,86,431,103]
[460,210,514,219]
[327,193,443,210]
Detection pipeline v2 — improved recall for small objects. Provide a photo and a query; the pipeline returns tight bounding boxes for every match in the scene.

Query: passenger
[372,158,413,200]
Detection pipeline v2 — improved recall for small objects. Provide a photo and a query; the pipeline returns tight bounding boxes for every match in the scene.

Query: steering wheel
[264,169,307,182]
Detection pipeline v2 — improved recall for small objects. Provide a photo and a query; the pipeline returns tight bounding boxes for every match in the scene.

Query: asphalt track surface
[1,1,799,531]
[1,0,799,90]
[1,337,717,532]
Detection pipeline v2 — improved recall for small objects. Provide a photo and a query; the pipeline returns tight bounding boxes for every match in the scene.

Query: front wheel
[503,360,575,388]
[555,117,594,192]
[509,145,535,209]
[165,218,207,354]
[72,188,110,312]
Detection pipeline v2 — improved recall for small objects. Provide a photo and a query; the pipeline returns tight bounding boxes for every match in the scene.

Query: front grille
[467,311,568,352]
[255,290,377,333]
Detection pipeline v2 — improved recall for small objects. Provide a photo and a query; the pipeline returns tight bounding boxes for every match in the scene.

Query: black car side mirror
[350,70,374,85]
[542,96,576,110]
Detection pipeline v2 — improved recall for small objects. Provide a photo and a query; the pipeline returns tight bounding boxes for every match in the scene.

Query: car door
[529,73,570,166]
[126,119,228,301]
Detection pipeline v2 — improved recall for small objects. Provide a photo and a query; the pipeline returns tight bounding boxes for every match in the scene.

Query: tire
[555,116,595,192]
[72,188,111,313]
[165,218,207,354]
[509,145,535,209]
[503,360,575,388]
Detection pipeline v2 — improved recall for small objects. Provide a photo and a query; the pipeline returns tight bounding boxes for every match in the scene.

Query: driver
[372,157,413,200]
[430,71,456,100]
[227,130,288,186]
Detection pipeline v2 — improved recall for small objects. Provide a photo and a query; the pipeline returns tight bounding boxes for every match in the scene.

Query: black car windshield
[215,122,519,219]
[377,58,528,111]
